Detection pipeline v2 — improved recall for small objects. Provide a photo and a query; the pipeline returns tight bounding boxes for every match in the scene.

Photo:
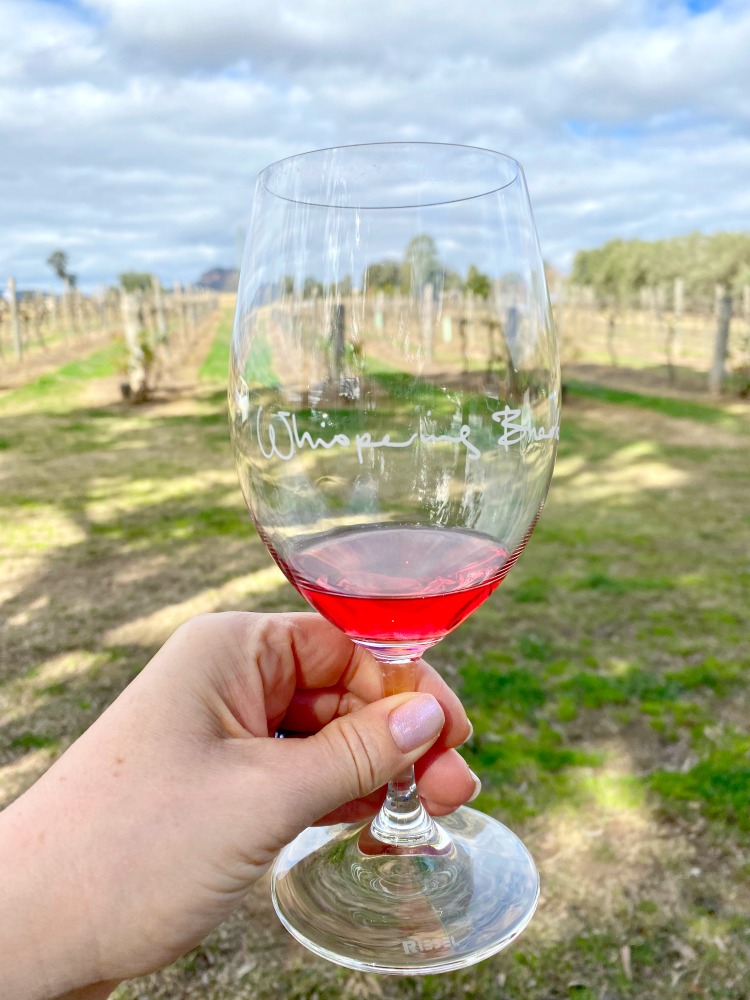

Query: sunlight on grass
[104,565,288,647]
[28,649,104,688]
[603,440,659,462]
[555,456,688,501]
[604,657,634,677]
[2,593,49,627]
[1,650,109,725]
[85,468,238,521]
[1,505,89,556]
[530,758,677,956]
[577,771,647,812]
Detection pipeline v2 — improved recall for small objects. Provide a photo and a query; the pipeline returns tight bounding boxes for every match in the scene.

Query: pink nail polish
[468,769,482,801]
[389,695,445,752]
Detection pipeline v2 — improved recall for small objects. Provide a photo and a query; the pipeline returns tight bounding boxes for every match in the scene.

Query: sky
[2,0,749,291]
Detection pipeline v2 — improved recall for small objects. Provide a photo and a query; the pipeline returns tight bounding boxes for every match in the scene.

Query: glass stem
[369,660,439,848]
[369,764,437,846]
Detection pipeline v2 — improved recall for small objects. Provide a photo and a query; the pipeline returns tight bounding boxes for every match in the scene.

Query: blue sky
[1,0,749,290]
[684,0,722,12]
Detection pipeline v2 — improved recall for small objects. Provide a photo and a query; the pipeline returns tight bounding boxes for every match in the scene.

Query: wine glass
[229,142,560,974]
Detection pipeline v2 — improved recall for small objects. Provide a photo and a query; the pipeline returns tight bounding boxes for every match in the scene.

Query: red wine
[283,525,519,647]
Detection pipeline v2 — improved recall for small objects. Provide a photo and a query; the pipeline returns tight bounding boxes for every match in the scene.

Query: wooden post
[310,286,320,341]
[606,310,618,367]
[174,282,187,340]
[63,278,75,336]
[741,285,750,376]
[187,286,198,333]
[421,282,434,364]
[330,302,345,382]
[442,315,453,344]
[666,277,684,385]
[8,276,22,360]
[673,279,684,333]
[121,290,146,400]
[458,318,468,372]
[32,295,46,349]
[655,285,667,362]
[96,285,106,332]
[709,286,732,396]
[374,291,384,337]
[466,290,476,358]
[151,275,168,344]
[73,288,84,336]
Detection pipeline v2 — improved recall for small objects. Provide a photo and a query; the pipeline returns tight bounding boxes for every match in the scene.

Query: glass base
[271,806,539,975]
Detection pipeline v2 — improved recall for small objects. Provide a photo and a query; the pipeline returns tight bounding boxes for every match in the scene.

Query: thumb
[265,692,445,844]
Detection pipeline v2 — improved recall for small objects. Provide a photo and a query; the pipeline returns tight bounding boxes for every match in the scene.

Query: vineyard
[558,284,750,398]
[1,278,218,397]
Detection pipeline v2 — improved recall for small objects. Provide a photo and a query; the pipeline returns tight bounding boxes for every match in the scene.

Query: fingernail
[468,769,482,802]
[463,720,474,745]
[389,694,445,753]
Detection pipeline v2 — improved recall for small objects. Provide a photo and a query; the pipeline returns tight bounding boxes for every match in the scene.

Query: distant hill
[196,268,239,292]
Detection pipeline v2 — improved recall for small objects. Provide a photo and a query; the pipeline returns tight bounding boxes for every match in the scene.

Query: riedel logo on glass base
[402,934,459,955]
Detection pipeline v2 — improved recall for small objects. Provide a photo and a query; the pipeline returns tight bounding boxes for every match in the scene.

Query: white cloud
[1,0,749,288]
[83,0,630,74]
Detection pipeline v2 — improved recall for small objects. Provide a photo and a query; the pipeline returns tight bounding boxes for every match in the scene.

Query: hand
[0,612,476,999]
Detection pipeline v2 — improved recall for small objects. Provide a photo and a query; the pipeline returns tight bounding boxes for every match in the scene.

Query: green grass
[564,379,746,430]
[88,500,250,546]
[0,343,122,411]
[650,735,750,832]
[461,661,547,717]
[466,727,605,823]
[2,315,749,999]
[10,732,60,751]
[199,312,233,381]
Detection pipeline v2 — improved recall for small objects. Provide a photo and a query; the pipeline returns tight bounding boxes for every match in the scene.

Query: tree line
[288,236,494,300]
[570,231,750,307]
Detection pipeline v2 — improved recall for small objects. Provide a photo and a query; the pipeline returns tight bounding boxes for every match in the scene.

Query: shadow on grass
[0,396,304,777]
[563,359,750,405]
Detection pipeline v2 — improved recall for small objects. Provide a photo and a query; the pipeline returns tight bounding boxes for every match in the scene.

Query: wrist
[0,776,112,1000]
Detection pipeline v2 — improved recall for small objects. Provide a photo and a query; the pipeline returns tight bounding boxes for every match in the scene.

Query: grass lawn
[1,309,749,999]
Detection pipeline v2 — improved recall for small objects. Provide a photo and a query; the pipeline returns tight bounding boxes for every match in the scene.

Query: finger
[274,670,470,751]
[270,614,468,741]
[413,664,471,749]
[274,688,366,733]
[314,748,479,825]
[337,657,470,748]
[415,747,480,809]
[222,612,370,727]
[271,613,376,690]
[258,615,470,745]
[313,789,387,826]
[253,691,447,848]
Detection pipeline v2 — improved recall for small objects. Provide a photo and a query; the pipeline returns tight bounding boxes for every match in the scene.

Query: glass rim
[258,141,522,210]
